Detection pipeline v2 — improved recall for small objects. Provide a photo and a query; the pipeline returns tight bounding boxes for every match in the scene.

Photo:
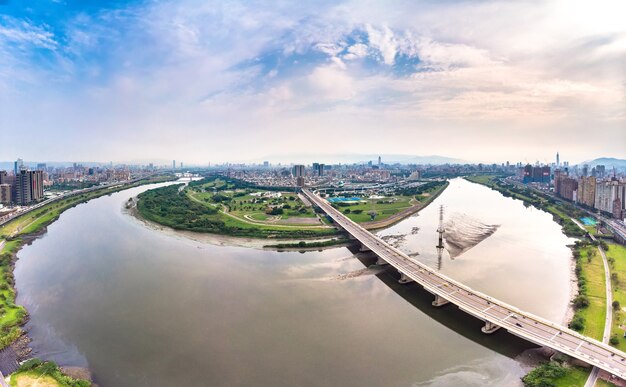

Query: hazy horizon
[1,0,625,163]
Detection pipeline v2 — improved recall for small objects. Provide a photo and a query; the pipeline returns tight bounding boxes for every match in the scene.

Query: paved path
[583,246,614,387]
[574,215,615,387]
[303,188,626,381]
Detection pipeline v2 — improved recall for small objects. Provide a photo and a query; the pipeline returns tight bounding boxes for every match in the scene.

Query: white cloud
[308,64,354,101]
[365,24,397,65]
[2,0,625,163]
[343,43,368,60]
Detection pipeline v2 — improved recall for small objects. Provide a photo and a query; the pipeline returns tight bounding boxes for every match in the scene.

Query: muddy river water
[14,178,574,386]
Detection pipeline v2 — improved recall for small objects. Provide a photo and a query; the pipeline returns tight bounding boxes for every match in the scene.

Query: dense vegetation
[138,182,336,238]
[522,362,567,386]
[264,238,348,249]
[522,362,591,387]
[138,184,224,232]
[50,180,100,191]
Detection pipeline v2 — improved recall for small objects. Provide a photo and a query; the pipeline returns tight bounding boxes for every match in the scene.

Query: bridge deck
[302,188,626,381]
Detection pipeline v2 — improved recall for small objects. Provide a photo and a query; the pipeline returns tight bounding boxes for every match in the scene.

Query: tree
[613,300,621,311]
[573,295,589,309]
[569,315,585,331]
[609,334,619,346]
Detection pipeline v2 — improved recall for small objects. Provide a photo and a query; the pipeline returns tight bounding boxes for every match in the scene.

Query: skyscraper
[15,169,43,205]
[14,158,23,175]
[378,156,382,167]
[173,160,176,169]
[292,164,305,178]
[556,152,559,167]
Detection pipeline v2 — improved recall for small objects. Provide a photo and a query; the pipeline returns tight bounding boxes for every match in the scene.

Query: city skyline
[1,0,625,163]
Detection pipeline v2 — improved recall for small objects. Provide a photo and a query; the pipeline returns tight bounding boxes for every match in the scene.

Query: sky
[0,0,625,165]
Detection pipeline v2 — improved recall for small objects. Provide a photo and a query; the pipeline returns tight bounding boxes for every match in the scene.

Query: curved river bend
[14,178,574,386]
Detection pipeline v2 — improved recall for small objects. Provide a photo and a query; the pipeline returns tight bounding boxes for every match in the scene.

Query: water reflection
[13,178,573,386]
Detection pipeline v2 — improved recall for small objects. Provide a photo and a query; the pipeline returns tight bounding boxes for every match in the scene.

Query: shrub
[573,295,589,309]
[613,300,621,311]
[610,334,619,346]
[569,315,585,331]
[18,358,43,372]
[522,362,567,387]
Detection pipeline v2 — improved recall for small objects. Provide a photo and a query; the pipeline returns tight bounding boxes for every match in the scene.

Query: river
[14,178,574,386]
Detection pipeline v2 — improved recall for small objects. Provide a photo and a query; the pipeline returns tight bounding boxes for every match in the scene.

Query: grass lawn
[607,243,626,351]
[553,366,590,387]
[10,373,61,387]
[9,359,90,387]
[575,246,607,341]
[188,190,318,223]
[337,196,413,223]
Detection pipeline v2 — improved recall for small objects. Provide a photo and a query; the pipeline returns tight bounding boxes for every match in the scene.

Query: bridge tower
[436,205,445,249]
[436,205,445,270]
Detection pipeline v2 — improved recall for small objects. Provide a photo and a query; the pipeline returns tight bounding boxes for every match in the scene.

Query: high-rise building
[312,163,324,177]
[0,184,11,204]
[594,179,625,218]
[523,164,550,184]
[0,171,7,185]
[378,156,382,167]
[15,170,44,205]
[556,152,560,167]
[263,161,269,168]
[577,176,596,208]
[173,160,176,169]
[36,163,47,171]
[292,164,305,178]
[14,158,24,175]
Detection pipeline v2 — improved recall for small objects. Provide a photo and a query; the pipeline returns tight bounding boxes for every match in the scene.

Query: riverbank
[0,175,175,380]
[361,180,449,229]
[134,178,449,242]
[126,197,350,250]
[129,181,449,250]
[464,175,623,386]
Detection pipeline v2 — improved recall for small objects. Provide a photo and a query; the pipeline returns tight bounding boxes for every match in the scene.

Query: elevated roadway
[302,188,626,381]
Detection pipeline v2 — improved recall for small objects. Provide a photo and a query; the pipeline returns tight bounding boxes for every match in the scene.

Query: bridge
[301,188,626,381]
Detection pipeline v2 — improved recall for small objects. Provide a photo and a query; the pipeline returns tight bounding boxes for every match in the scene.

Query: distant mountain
[259,153,466,165]
[580,158,626,168]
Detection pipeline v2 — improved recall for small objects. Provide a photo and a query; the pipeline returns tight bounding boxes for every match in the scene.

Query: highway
[0,175,160,228]
[302,188,626,381]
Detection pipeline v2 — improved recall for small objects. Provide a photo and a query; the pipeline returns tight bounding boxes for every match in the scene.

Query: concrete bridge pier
[481,320,501,334]
[431,294,449,307]
[398,272,413,284]
[376,256,388,265]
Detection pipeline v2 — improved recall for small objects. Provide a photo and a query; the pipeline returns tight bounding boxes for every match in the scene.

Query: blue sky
[1,0,625,164]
